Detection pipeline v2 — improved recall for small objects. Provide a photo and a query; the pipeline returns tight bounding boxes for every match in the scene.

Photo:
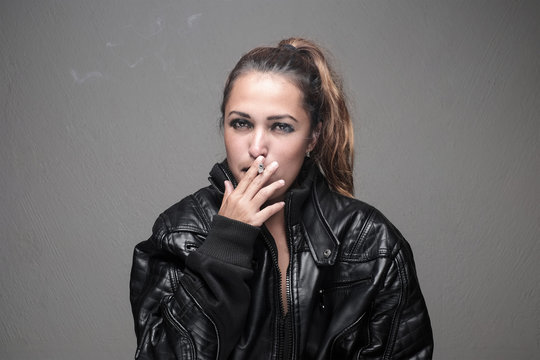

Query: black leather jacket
[130,159,433,359]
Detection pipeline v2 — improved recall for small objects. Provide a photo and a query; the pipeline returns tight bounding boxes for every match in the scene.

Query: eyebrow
[268,114,298,123]
[228,111,251,119]
[228,111,298,123]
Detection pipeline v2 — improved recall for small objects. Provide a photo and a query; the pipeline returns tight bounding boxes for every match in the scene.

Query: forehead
[227,72,303,106]
[234,71,299,91]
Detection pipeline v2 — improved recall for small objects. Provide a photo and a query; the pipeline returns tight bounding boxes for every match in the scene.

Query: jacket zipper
[220,161,292,358]
[264,191,296,360]
[283,192,294,360]
[161,297,196,359]
[260,227,287,359]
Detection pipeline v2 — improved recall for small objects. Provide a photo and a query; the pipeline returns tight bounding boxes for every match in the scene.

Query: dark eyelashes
[228,119,295,133]
[229,118,252,129]
[271,123,294,133]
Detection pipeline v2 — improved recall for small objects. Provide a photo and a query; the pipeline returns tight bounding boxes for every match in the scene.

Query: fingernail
[269,161,278,170]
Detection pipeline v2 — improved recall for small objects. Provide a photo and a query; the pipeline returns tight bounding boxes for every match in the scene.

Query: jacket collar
[289,159,340,266]
[209,158,339,266]
[208,159,237,193]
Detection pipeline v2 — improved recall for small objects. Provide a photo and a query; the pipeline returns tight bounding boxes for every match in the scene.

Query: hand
[218,156,285,227]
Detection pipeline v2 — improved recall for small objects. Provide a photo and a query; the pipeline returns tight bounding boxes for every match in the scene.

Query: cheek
[272,141,308,177]
[278,138,309,160]
[224,133,243,178]
[224,132,241,158]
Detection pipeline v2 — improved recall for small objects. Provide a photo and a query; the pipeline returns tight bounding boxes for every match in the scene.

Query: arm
[360,219,433,359]
[130,157,286,359]
[130,214,260,360]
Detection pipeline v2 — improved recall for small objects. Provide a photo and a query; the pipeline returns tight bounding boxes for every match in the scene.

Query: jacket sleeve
[359,214,434,359]
[130,214,260,360]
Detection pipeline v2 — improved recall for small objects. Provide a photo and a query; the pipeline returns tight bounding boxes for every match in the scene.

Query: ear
[307,122,322,152]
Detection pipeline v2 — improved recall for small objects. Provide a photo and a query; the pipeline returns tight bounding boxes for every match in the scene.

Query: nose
[248,128,268,159]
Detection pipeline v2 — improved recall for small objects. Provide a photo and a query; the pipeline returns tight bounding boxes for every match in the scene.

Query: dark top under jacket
[130,158,433,359]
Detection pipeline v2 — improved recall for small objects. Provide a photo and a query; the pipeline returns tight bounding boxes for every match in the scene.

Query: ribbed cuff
[197,215,260,268]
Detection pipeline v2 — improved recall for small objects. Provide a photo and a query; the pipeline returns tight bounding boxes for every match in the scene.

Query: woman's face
[223,71,318,201]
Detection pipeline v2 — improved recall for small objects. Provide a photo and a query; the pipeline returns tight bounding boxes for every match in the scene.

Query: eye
[229,118,252,130]
[271,122,294,133]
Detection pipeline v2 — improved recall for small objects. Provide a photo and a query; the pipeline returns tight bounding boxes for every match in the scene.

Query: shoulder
[150,185,222,248]
[314,183,409,261]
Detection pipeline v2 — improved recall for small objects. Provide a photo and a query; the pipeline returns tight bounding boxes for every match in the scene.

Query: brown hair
[220,38,354,197]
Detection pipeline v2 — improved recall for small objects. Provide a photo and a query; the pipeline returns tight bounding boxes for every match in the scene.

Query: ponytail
[221,37,355,197]
[279,38,354,197]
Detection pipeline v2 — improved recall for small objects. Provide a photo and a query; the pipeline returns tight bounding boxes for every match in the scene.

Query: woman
[130,38,433,359]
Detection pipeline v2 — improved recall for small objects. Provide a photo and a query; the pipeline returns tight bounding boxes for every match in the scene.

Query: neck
[265,207,285,229]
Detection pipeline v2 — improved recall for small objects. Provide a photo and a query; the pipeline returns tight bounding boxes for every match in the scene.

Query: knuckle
[257,187,270,199]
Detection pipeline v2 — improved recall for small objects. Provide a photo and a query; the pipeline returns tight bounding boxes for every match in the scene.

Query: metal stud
[323,249,332,258]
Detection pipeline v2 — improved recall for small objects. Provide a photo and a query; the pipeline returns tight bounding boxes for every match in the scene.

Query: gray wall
[1,1,539,359]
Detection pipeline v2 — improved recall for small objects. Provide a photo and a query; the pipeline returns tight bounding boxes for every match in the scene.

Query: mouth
[241,167,249,173]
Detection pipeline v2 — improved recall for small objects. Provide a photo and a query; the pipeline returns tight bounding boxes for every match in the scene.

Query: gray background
[1,0,539,359]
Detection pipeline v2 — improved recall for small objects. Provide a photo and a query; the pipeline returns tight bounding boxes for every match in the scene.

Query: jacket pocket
[319,276,372,311]
[318,277,372,358]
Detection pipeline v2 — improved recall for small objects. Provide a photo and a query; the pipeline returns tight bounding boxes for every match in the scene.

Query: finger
[251,178,285,206]
[235,156,265,193]
[223,180,234,200]
[254,202,286,226]
[244,161,279,199]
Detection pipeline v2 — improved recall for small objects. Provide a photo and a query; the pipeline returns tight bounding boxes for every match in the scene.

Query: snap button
[323,249,332,258]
